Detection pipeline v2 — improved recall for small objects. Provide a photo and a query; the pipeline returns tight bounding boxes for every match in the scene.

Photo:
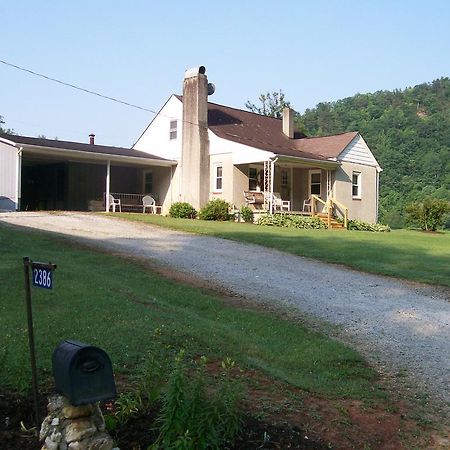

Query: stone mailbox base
[40,395,119,450]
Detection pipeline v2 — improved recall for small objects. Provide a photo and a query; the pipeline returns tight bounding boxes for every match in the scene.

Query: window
[352,172,361,198]
[169,120,177,140]
[248,167,258,191]
[309,170,321,196]
[214,165,223,191]
[281,170,289,187]
[144,171,153,194]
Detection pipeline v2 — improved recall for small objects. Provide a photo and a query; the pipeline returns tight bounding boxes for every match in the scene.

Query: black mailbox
[52,340,116,406]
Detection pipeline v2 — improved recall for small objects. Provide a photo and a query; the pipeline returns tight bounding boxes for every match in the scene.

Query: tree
[405,198,450,231]
[296,77,450,227]
[245,90,292,118]
[0,115,15,134]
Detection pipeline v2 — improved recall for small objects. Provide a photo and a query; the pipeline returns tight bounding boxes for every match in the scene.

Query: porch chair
[142,195,157,214]
[302,196,312,213]
[109,194,121,212]
[272,192,290,212]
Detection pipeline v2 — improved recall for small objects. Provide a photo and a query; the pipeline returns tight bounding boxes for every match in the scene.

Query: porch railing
[310,195,348,229]
[329,197,349,229]
[104,192,145,211]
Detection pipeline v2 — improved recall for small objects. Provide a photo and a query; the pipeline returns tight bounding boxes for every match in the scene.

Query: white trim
[0,136,18,147]
[352,171,362,199]
[308,169,322,197]
[213,163,223,192]
[169,120,178,140]
[339,134,381,169]
[20,144,176,167]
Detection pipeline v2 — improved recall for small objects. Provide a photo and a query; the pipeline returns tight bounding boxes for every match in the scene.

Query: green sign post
[23,257,57,435]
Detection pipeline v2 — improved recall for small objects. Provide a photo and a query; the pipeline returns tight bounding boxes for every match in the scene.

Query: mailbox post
[23,257,57,433]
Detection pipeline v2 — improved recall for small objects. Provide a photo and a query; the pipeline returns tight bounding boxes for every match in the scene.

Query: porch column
[326,170,330,200]
[16,147,23,211]
[270,159,275,214]
[105,160,111,212]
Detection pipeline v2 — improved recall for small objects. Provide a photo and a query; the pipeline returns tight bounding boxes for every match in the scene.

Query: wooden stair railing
[310,195,348,229]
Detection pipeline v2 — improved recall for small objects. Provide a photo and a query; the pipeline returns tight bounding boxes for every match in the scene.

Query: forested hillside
[296,78,450,227]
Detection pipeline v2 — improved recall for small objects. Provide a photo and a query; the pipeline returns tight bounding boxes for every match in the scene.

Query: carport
[0,134,176,212]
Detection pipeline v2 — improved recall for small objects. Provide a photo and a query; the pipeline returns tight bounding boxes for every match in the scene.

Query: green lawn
[0,224,381,400]
[109,213,450,287]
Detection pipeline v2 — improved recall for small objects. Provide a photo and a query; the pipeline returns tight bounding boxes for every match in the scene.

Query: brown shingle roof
[176,95,358,161]
[0,133,169,161]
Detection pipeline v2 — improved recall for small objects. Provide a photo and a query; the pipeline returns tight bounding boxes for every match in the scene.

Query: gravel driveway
[2,212,449,406]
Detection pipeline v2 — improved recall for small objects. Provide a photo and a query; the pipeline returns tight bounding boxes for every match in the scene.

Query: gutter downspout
[376,168,381,223]
[17,147,23,211]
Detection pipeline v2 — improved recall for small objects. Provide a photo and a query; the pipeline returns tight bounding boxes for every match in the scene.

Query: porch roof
[0,133,177,167]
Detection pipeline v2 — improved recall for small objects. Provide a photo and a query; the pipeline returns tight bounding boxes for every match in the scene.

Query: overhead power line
[0,58,159,114]
[0,58,212,144]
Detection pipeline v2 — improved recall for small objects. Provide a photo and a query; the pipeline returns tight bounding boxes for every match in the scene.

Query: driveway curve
[1,212,449,406]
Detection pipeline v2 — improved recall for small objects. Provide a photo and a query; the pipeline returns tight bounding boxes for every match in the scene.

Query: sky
[1,0,449,147]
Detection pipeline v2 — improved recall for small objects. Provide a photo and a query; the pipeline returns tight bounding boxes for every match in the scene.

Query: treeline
[296,78,450,227]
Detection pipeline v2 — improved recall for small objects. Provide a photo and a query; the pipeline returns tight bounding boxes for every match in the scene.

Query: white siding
[133,95,183,160]
[0,141,19,210]
[209,130,273,164]
[339,135,380,167]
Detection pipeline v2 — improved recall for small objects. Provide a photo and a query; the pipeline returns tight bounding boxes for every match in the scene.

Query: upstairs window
[169,120,177,140]
[214,165,223,191]
[352,172,361,198]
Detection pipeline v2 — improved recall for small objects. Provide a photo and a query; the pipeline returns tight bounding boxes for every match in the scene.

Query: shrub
[169,202,197,219]
[240,206,254,223]
[405,198,450,231]
[150,351,243,450]
[346,219,391,232]
[256,213,327,229]
[199,199,232,221]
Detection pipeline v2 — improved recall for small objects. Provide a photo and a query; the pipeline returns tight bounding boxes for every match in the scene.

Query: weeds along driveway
[2,212,449,406]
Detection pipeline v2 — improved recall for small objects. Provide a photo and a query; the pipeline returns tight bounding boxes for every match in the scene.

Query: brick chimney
[180,66,210,210]
[89,133,95,145]
[282,107,294,138]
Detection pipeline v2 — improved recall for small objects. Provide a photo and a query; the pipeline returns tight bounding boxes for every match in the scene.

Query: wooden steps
[316,213,346,229]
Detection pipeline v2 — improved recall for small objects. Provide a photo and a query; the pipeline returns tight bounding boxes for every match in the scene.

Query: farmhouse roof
[175,95,358,161]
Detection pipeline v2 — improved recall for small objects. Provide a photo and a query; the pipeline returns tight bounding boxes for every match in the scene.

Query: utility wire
[0,59,159,115]
[0,58,207,131]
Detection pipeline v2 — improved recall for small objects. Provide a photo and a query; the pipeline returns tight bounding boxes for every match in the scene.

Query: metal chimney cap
[184,66,206,79]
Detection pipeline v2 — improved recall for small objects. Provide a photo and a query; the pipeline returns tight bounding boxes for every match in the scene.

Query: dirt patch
[1,375,447,450]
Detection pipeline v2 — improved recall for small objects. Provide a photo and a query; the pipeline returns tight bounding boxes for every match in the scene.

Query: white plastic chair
[109,194,121,212]
[302,196,312,212]
[272,192,290,212]
[142,195,156,214]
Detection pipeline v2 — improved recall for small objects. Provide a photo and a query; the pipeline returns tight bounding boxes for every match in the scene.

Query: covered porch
[18,141,175,213]
[237,156,349,228]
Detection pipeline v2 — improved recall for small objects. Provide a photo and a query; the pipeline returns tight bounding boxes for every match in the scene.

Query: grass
[109,213,450,287]
[0,223,381,401]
